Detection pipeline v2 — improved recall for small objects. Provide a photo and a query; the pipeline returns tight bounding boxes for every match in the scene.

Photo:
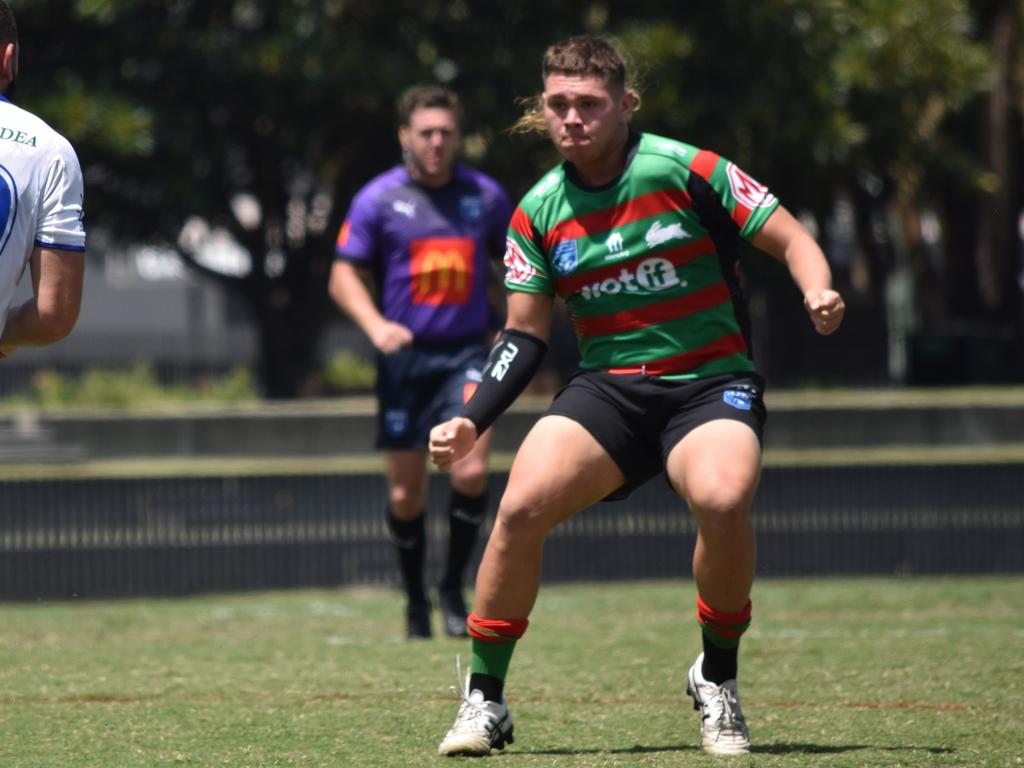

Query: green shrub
[193,366,257,402]
[322,351,376,393]
[8,363,259,409]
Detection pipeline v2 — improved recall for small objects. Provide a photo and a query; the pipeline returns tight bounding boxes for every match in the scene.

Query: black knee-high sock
[439,490,487,592]
[386,509,427,605]
[701,635,739,684]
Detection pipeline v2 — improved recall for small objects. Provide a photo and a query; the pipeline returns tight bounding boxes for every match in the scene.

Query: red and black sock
[697,595,752,684]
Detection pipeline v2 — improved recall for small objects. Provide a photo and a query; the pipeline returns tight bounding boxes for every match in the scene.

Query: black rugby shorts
[544,370,767,500]
[375,340,488,450]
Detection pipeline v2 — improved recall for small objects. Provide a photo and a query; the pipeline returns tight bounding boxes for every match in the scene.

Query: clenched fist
[428,416,479,471]
[803,289,845,336]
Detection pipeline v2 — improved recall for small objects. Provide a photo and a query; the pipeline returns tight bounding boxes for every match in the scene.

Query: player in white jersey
[0,1,85,359]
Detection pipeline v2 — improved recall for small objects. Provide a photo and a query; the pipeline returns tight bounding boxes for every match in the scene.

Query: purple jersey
[335,163,511,342]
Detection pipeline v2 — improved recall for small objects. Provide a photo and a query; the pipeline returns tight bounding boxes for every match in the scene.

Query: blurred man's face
[542,73,632,170]
[399,107,460,187]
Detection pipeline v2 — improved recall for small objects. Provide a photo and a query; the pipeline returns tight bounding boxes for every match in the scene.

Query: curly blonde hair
[510,35,640,135]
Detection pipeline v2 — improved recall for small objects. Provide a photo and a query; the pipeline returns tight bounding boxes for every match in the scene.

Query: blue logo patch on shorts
[384,408,409,436]
[552,240,579,275]
[723,388,756,411]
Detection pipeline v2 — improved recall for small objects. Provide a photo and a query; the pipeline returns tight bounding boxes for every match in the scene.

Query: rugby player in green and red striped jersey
[430,35,844,757]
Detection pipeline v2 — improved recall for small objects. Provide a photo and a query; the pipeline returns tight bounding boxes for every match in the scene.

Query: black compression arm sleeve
[462,329,548,435]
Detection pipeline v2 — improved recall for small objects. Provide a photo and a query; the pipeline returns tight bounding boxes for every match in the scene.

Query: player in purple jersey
[329,86,512,640]
[430,37,845,756]
[0,2,85,361]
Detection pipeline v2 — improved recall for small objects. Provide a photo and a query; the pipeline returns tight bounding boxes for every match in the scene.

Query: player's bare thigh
[495,415,625,536]
[665,419,762,517]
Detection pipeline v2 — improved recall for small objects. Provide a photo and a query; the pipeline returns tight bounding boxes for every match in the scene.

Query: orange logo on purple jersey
[336,220,351,248]
[409,237,475,305]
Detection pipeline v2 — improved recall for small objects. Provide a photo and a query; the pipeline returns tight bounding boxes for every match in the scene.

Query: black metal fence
[1,462,1022,600]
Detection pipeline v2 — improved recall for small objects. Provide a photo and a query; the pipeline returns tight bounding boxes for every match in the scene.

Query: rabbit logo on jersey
[579,257,682,300]
[0,164,17,256]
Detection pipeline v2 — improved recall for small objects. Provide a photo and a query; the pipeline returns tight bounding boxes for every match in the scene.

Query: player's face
[542,74,632,169]
[399,107,461,187]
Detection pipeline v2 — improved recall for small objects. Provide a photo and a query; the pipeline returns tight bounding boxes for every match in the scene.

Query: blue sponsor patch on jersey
[552,240,579,275]
[460,195,483,222]
[723,388,756,411]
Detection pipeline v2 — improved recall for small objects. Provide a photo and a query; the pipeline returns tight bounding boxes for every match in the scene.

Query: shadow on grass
[754,743,955,756]
[514,742,955,757]
[515,743,696,756]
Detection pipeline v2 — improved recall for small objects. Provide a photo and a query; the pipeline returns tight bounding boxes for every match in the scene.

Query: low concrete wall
[2,389,1023,460]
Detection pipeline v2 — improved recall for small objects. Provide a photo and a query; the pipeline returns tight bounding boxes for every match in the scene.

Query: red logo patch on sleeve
[725,163,778,229]
[726,163,774,209]
[504,237,537,285]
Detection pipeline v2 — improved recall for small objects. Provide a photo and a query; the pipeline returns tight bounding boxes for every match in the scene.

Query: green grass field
[1,577,1021,767]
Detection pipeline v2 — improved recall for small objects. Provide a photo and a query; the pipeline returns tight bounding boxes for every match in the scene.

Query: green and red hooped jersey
[503,132,780,379]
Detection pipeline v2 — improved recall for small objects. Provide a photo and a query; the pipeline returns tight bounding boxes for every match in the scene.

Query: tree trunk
[246,248,334,400]
[975,3,1018,315]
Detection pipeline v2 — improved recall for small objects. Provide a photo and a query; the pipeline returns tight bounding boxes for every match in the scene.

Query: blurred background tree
[11,0,1021,395]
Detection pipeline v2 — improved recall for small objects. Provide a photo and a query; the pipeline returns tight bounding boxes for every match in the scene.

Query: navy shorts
[545,371,767,500]
[375,340,489,450]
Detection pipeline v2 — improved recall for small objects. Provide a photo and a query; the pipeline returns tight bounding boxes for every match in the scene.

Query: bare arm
[0,246,85,357]
[503,290,554,343]
[328,259,412,354]
[752,206,845,336]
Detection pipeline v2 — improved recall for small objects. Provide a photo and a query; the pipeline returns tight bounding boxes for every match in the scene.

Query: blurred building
[0,244,369,397]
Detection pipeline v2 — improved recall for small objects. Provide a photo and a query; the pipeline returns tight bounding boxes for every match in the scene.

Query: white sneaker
[438,659,514,756]
[686,653,750,755]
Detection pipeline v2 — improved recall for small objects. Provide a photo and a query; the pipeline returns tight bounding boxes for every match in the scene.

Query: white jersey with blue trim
[0,94,85,334]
